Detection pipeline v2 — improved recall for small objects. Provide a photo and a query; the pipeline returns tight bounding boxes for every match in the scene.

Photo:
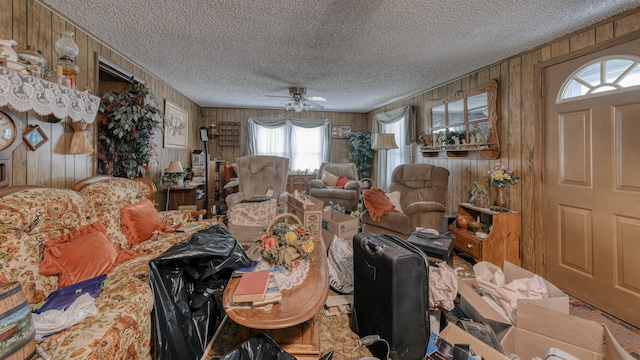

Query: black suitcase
[406,230,454,266]
[352,232,430,360]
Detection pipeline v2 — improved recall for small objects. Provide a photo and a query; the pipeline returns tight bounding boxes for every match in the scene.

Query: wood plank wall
[3,0,640,271]
[1,0,204,205]
[365,9,640,272]
[202,108,367,168]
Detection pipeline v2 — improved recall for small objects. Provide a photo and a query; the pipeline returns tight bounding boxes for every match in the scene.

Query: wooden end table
[222,240,329,359]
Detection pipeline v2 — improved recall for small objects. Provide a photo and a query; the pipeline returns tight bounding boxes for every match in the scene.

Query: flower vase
[494,186,507,208]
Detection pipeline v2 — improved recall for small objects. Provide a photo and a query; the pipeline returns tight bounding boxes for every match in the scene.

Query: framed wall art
[331,125,352,139]
[164,100,189,149]
[23,125,48,151]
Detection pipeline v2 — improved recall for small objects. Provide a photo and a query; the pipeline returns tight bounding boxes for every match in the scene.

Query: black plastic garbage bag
[215,332,296,360]
[149,224,255,360]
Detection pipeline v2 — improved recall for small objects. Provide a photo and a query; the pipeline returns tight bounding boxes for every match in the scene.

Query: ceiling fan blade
[306,96,326,101]
[265,94,292,98]
[306,100,325,109]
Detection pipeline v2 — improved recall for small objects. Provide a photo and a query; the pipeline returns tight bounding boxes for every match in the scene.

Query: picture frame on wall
[164,100,189,149]
[23,125,48,151]
[331,125,352,139]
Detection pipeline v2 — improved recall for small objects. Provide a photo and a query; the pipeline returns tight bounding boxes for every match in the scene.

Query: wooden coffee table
[222,240,329,360]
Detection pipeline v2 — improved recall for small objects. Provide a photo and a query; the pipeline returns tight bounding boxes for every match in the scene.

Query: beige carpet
[207,256,640,359]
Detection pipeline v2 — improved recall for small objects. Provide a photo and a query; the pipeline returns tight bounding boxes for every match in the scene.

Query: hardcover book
[232,270,269,303]
[252,275,281,307]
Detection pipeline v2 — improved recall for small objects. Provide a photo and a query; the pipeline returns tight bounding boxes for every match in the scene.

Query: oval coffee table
[222,240,329,359]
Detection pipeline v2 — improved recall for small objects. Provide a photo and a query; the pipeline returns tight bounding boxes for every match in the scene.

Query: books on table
[232,270,270,303]
[231,270,282,307]
[252,275,282,307]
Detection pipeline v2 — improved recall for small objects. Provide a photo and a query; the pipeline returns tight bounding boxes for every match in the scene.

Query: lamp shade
[371,133,399,150]
[166,160,184,173]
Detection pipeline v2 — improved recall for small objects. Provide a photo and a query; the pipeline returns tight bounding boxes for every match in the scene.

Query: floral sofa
[0,176,208,359]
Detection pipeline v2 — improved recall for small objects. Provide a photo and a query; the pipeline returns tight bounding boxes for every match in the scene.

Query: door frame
[533,29,640,276]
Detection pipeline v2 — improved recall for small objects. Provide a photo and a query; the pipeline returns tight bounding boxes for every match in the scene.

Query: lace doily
[0,67,100,122]
[255,258,310,290]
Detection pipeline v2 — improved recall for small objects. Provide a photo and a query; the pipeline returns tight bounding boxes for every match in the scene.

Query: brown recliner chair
[307,162,360,211]
[225,155,289,246]
[361,163,449,239]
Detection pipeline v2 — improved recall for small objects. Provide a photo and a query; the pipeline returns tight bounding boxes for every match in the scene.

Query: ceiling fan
[267,87,326,112]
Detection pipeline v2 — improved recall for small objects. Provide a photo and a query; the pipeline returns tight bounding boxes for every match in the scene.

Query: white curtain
[371,106,417,190]
[246,118,331,172]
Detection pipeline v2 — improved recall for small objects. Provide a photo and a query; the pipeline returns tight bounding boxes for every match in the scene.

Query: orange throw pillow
[120,199,165,246]
[39,222,137,287]
[335,176,349,189]
[363,187,398,222]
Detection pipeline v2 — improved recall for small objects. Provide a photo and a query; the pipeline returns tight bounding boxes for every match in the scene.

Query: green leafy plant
[97,82,164,179]
[348,131,374,178]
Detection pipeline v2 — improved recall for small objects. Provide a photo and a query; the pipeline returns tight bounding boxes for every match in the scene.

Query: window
[248,118,330,172]
[559,55,640,102]
[377,117,409,190]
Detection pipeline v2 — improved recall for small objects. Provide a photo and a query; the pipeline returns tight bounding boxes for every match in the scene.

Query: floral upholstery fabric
[0,179,206,360]
[78,178,153,250]
[227,198,277,226]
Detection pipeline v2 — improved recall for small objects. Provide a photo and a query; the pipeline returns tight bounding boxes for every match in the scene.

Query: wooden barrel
[0,282,36,360]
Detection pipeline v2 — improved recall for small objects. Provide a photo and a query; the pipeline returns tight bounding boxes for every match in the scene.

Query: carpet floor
[207,257,640,360]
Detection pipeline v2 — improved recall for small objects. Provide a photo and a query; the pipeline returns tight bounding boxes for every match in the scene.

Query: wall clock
[0,109,23,187]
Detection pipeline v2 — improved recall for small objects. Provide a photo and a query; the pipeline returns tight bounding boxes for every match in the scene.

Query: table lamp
[167,160,184,186]
[371,133,398,190]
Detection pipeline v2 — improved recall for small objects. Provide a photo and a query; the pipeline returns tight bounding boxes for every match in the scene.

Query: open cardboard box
[449,260,631,360]
[321,211,359,250]
[500,301,631,360]
[457,261,569,338]
[440,302,630,360]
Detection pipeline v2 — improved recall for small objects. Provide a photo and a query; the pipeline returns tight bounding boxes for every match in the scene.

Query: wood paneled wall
[202,108,367,168]
[4,0,640,271]
[1,0,203,194]
[365,9,640,272]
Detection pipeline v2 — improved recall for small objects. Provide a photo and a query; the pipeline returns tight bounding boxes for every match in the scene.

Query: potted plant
[97,82,164,179]
[348,131,374,178]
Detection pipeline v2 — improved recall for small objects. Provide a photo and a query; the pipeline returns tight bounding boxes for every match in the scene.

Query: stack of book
[232,270,281,307]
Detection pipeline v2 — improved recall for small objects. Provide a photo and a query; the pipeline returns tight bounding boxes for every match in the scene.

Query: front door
[543,38,640,328]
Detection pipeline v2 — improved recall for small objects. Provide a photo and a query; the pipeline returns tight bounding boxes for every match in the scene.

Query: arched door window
[558,55,640,103]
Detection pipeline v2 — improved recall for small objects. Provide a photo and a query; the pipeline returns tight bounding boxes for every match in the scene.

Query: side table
[165,182,205,211]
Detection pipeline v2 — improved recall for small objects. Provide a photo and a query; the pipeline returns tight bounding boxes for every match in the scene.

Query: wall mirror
[420,79,500,159]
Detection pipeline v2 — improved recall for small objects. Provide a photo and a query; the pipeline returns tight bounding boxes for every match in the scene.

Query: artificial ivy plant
[348,131,374,178]
[97,82,164,179]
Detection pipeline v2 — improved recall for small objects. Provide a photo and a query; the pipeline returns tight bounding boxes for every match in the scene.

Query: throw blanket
[363,187,397,222]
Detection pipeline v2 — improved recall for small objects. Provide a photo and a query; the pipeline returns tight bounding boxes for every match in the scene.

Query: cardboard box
[439,303,630,360]
[321,211,359,249]
[287,194,323,240]
[457,261,569,338]
[501,301,630,360]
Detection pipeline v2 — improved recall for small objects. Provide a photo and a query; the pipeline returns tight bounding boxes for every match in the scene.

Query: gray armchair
[361,163,449,239]
[307,162,360,211]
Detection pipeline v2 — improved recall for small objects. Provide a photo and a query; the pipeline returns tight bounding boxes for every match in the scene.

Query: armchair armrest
[404,201,446,215]
[344,180,360,191]
[225,192,244,207]
[307,179,326,189]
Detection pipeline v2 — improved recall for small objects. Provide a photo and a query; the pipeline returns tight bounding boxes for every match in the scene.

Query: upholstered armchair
[307,162,360,211]
[361,163,449,239]
[225,155,289,246]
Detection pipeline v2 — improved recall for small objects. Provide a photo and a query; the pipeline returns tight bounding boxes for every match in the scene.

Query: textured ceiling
[40,0,639,113]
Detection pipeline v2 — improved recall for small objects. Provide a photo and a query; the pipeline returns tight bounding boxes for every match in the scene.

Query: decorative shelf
[218,121,240,147]
[0,67,100,122]
[420,80,500,159]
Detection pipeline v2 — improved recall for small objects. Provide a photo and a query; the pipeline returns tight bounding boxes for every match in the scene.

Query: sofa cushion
[120,199,166,246]
[363,187,398,222]
[39,222,137,287]
[78,178,152,250]
[321,170,339,186]
[0,188,96,235]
